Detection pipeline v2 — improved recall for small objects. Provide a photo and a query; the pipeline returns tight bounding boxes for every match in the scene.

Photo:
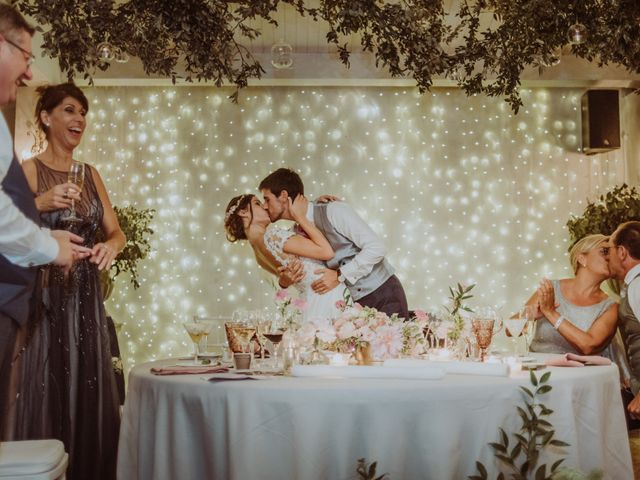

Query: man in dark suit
[0,3,90,436]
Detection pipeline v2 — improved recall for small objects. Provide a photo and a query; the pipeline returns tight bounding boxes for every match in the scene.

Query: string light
[24,86,623,368]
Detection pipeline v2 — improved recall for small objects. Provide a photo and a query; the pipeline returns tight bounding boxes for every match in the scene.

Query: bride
[224,193,346,322]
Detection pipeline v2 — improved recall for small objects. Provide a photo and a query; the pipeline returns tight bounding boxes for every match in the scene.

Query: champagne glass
[505,312,528,355]
[183,321,209,364]
[521,304,537,356]
[62,161,85,222]
[234,325,256,354]
[253,312,273,365]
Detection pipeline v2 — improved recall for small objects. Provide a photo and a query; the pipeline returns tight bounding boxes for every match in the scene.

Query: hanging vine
[12,0,640,111]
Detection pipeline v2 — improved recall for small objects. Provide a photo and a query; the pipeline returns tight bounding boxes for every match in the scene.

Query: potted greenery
[99,205,155,299]
[566,184,640,247]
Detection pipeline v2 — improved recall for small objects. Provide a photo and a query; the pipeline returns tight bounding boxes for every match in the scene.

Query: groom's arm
[325,202,387,284]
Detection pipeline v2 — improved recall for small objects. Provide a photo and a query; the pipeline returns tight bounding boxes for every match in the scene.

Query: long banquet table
[117,358,632,479]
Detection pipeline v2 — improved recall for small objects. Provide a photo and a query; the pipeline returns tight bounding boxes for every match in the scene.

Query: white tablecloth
[117,358,632,480]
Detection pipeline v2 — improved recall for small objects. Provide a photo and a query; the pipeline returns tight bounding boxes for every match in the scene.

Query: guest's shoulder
[20,156,38,176]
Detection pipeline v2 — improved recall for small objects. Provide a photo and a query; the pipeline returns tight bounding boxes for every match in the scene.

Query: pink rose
[335,300,347,310]
[370,324,404,360]
[414,310,428,321]
[292,298,307,311]
[275,289,289,301]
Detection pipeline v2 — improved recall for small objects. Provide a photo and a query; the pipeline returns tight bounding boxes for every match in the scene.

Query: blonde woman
[528,234,618,356]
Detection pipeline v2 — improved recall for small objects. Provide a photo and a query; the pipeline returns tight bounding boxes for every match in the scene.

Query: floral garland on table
[275,282,480,362]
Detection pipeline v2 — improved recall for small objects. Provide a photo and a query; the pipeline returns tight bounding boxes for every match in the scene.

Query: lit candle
[504,356,522,374]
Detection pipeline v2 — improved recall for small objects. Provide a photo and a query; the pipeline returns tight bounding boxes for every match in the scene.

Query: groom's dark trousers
[357,275,409,320]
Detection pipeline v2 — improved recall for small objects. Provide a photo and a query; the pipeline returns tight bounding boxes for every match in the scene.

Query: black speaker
[581,89,620,155]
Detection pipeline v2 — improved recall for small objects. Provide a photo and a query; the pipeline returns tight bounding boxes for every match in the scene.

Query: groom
[607,221,640,427]
[259,168,409,320]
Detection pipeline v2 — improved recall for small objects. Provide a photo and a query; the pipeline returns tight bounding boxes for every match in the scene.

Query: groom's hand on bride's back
[315,194,342,203]
[277,258,305,288]
[311,268,339,294]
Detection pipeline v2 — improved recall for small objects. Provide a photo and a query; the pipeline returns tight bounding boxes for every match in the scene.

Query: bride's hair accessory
[224,194,247,222]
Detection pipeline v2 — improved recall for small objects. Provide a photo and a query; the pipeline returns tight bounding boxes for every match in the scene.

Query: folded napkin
[291,365,445,380]
[383,359,509,377]
[150,366,229,375]
[544,353,612,367]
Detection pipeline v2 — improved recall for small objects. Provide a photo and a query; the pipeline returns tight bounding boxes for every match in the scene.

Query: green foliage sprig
[566,184,640,250]
[356,458,387,480]
[108,205,155,289]
[470,371,602,480]
[446,283,475,342]
[14,0,640,111]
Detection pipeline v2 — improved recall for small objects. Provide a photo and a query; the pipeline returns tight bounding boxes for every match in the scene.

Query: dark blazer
[0,153,40,326]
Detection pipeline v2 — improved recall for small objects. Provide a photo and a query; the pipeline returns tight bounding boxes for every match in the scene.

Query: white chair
[0,440,68,480]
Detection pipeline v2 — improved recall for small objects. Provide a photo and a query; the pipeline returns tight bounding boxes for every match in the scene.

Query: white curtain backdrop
[15,86,628,367]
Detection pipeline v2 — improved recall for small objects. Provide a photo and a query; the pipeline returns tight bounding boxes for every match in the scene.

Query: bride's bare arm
[284,195,334,261]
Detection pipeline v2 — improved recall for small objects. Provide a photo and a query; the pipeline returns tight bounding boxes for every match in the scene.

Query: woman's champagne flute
[521,304,537,356]
[62,161,85,222]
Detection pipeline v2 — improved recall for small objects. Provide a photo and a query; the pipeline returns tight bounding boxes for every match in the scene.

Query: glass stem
[70,198,76,218]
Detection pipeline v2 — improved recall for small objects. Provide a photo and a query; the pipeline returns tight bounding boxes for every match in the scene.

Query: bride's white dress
[264,224,346,323]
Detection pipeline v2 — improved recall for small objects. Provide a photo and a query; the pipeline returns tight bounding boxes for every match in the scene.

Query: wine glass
[263,330,284,369]
[61,161,85,222]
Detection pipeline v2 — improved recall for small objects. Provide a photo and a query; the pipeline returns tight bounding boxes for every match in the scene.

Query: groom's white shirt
[624,263,640,319]
[306,202,387,285]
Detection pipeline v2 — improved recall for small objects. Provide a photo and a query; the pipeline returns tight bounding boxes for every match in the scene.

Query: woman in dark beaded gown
[12,83,125,480]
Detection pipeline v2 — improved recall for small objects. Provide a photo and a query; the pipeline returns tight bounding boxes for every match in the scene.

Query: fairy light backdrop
[16,86,627,367]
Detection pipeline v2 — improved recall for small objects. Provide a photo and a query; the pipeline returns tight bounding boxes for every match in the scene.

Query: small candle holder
[233,352,252,370]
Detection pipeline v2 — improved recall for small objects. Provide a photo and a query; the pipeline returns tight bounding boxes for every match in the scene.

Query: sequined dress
[12,159,120,480]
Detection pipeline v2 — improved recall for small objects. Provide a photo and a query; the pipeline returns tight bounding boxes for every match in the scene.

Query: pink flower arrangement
[330,302,405,361]
[274,289,306,329]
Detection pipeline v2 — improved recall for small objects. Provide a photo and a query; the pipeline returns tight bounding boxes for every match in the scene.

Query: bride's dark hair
[224,194,254,242]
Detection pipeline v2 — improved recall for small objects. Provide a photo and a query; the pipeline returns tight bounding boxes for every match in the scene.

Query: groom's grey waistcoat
[620,271,640,394]
[313,202,393,301]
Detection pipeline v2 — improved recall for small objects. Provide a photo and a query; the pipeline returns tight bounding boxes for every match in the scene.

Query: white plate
[518,356,535,362]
